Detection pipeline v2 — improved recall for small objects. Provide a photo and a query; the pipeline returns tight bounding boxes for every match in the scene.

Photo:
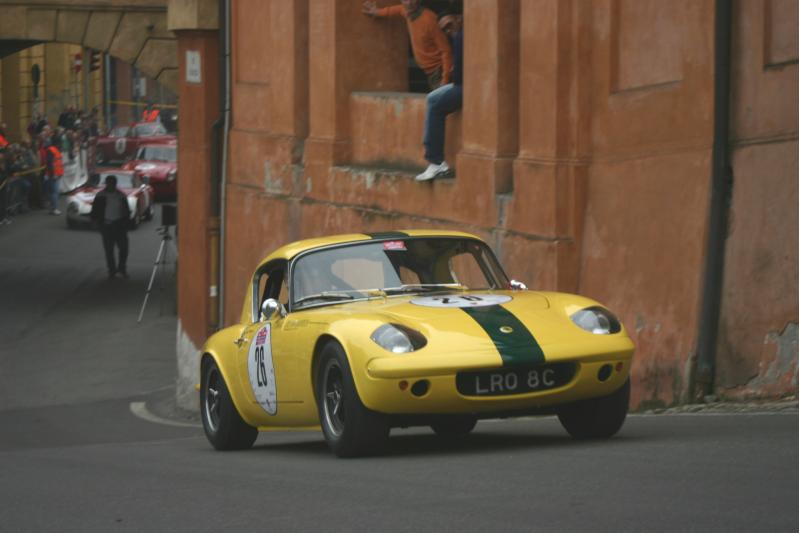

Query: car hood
[70,187,138,203]
[128,160,175,177]
[299,290,605,350]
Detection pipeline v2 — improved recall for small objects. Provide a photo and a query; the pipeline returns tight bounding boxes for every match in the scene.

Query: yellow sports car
[200,230,635,457]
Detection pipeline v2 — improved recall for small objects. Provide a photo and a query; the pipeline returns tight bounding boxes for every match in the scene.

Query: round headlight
[370,324,427,354]
[570,307,621,335]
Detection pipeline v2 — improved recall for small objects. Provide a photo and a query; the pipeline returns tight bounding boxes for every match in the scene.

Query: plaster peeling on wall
[176,320,201,412]
[750,322,799,388]
[263,160,283,193]
[391,99,404,117]
[291,164,304,194]
[634,314,662,335]
[365,171,376,189]
[306,176,312,193]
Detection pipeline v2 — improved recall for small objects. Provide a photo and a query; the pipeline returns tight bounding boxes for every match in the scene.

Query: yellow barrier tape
[109,100,178,110]
[1,166,46,191]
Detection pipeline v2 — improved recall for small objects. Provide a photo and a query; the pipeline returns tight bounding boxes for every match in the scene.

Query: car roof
[258,230,485,266]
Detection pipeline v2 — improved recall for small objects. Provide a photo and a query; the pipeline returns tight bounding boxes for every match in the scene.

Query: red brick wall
[204,0,799,407]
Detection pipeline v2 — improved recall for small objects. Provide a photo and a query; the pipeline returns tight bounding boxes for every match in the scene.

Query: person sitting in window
[415,11,463,182]
[363,0,453,91]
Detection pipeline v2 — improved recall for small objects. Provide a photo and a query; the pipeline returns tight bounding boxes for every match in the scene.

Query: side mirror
[510,279,528,291]
[260,298,287,321]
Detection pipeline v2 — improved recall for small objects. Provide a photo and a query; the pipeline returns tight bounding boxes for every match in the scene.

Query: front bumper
[357,341,634,415]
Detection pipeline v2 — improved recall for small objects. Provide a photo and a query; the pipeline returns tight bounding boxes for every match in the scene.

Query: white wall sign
[186,50,202,84]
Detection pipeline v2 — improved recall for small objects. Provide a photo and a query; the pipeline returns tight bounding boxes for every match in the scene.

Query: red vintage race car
[65,169,155,229]
[121,142,178,201]
[94,122,175,165]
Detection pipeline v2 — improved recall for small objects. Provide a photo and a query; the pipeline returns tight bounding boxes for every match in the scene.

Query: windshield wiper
[382,283,466,295]
[294,291,355,306]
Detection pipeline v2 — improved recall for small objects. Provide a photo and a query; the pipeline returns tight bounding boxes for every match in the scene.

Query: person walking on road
[90,175,131,279]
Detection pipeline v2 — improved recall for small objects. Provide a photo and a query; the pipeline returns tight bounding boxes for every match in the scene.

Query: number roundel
[247,325,277,415]
[410,294,512,308]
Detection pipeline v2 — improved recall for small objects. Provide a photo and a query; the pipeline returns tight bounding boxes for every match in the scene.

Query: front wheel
[557,379,630,439]
[316,342,389,457]
[201,358,258,450]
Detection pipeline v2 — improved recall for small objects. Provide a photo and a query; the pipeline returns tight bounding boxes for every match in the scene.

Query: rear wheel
[201,358,258,450]
[315,341,389,457]
[557,379,630,439]
[430,415,478,439]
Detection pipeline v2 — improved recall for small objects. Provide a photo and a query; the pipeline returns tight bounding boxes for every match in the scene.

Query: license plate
[456,363,576,397]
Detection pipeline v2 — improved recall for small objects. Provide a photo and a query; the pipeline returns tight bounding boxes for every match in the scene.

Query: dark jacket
[451,30,463,86]
[90,188,131,226]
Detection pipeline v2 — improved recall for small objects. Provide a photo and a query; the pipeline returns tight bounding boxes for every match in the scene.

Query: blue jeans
[423,83,463,165]
[46,176,61,210]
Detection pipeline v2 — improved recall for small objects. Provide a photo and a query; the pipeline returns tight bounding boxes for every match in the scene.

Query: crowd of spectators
[0,107,101,225]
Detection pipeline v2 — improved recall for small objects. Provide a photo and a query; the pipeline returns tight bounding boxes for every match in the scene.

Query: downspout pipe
[694,0,734,400]
[218,0,231,330]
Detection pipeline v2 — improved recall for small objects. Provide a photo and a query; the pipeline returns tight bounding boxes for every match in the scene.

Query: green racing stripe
[462,305,545,366]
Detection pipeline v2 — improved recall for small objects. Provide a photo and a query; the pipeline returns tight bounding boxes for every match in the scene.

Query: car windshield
[109,126,130,138]
[93,173,134,188]
[291,238,509,309]
[134,123,167,137]
[137,145,176,162]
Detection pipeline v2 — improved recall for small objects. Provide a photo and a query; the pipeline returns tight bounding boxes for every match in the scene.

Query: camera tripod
[137,225,177,323]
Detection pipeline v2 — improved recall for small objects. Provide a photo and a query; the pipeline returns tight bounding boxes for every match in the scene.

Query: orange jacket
[47,145,64,177]
[142,109,160,122]
[0,134,8,149]
[376,5,453,84]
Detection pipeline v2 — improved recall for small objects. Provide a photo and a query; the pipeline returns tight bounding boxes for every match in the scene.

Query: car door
[235,261,294,424]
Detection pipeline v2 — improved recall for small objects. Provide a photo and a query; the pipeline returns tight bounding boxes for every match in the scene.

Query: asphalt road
[1,205,798,532]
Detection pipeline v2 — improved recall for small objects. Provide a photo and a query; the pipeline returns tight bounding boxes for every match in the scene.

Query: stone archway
[0,1,176,90]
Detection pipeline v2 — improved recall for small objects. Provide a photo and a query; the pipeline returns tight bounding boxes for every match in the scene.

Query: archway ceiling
[0,1,176,90]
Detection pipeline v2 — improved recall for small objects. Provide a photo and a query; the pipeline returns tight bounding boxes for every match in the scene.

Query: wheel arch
[310,333,344,407]
[308,326,379,413]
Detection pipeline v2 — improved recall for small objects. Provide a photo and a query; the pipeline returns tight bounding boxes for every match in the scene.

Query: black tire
[315,342,389,457]
[557,379,630,439]
[201,358,258,451]
[144,203,154,221]
[430,415,478,439]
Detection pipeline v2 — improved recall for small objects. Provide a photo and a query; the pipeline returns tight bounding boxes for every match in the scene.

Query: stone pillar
[459,0,520,194]
[44,44,72,123]
[1,54,21,140]
[169,0,219,410]
[305,0,407,168]
[504,0,590,291]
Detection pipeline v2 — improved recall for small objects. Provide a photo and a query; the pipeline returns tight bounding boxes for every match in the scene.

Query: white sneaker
[51,209,62,216]
[415,161,450,182]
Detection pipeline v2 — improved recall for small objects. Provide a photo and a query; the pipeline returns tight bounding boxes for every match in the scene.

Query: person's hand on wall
[362,0,379,16]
